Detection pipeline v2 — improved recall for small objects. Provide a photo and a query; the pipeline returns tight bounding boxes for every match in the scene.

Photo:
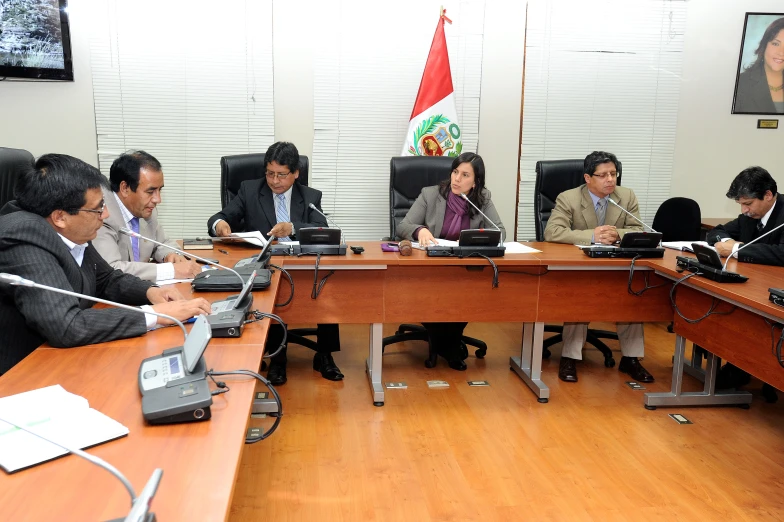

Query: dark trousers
[267,323,340,363]
[422,322,468,360]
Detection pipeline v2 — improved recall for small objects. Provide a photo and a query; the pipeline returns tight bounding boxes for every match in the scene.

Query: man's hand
[147,286,185,304]
[713,240,738,258]
[152,298,212,325]
[171,259,202,279]
[593,225,619,245]
[417,228,437,247]
[268,222,293,238]
[215,221,232,237]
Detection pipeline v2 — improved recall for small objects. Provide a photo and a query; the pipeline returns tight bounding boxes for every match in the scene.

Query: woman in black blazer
[735,17,784,114]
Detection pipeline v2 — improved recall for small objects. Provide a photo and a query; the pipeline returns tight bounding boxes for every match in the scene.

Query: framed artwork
[732,13,784,115]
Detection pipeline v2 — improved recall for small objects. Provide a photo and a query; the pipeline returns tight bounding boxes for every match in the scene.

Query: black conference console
[676,256,748,283]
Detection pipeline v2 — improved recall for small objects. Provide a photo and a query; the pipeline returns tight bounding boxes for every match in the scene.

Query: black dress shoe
[313,353,344,381]
[715,363,751,390]
[267,360,287,385]
[445,357,467,371]
[618,356,654,383]
[558,357,578,382]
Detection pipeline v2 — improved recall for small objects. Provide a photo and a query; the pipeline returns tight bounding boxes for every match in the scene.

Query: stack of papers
[0,385,129,473]
[211,231,268,248]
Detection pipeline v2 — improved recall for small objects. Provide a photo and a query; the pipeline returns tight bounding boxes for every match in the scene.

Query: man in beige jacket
[544,150,654,384]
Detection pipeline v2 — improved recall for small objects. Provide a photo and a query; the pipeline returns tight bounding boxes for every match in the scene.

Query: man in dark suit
[0,154,211,376]
[709,166,784,394]
[207,142,343,385]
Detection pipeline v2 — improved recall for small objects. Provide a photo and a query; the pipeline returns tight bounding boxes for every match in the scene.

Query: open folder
[0,385,128,473]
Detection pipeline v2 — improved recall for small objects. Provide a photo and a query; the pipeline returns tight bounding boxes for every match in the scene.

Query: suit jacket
[0,208,153,375]
[734,62,783,114]
[396,186,505,241]
[92,190,179,281]
[707,193,784,266]
[544,184,644,245]
[207,180,327,238]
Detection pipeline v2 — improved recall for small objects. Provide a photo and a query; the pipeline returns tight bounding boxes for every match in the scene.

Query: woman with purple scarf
[397,152,505,370]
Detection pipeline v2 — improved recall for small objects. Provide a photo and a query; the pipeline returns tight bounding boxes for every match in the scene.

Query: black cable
[499,267,550,277]
[207,372,230,396]
[206,369,282,442]
[269,263,294,307]
[627,255,669,296]
[465,252,499,288]
[763,318,784,368]
[296,252,335,299]
[246,310,288,359]
[669,272,736,323]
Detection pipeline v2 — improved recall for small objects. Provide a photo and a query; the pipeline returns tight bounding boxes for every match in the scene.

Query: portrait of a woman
[733,15,784,115]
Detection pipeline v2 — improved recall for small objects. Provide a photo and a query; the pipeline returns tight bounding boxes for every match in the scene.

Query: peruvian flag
[401,10,463,157]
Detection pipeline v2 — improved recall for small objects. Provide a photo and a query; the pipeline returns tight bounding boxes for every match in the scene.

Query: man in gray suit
[0,154,211,375]
[544,150,654,384]
[93,151,201,282]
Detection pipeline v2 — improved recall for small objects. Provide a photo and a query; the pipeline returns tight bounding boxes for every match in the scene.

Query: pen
[218,249,229,255]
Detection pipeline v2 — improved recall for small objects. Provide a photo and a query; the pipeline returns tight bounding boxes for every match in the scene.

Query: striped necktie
[129,217,140,262]
[595,199,607,226]
[275,193,291,242]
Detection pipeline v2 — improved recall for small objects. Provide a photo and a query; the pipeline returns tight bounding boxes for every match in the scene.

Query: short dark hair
[438,152,487,216]
[264,142,300,174]
[109,150,162,192]
[726,166,778,200]
[584,151,620,176]
[748,17,784,71]
[16,154,108,217]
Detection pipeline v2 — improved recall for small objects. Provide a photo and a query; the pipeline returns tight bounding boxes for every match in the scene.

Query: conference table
[2,241,784,521]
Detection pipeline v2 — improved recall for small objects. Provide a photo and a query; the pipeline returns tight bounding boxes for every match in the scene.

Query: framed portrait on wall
[732,13,784,115]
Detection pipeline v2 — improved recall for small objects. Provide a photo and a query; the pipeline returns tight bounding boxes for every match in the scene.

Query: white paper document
[503,242,540,254]
[211,231,269,247]
[0,385,129,473]
[662,241,709,252]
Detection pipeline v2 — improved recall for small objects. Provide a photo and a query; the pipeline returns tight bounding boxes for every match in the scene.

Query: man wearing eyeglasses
[0,154,212,375]
[207,141,343,385]
[544,150,653,384]
[93,151,202,282]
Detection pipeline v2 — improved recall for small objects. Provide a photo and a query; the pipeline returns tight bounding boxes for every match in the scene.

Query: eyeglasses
[70,200,106,215]
[591,171,620,180]
[265,171,292,180]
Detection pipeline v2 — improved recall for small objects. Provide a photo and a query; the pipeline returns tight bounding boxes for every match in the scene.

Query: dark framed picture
[732,13,784,115]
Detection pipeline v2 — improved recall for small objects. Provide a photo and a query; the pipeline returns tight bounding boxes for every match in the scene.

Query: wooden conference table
[2,241,784,520]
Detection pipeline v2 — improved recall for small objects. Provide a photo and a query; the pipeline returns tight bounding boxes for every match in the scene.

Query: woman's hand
[417,228,437,247]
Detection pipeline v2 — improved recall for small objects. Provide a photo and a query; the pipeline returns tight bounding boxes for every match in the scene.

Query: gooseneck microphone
[721,220,784,271]
[0,273,188,341]
[308,203,346,244]
[119,228,244,286]
[460,193,506,244]
[606,198,657,233]
[0,414,162,522]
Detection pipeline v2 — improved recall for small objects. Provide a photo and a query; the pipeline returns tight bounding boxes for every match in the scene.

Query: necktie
[757,221,764,235]
[595,199,607,226]
[129,217,140,262]
[275,193,291,242]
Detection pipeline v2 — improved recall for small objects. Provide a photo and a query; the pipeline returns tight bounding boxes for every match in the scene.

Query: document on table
[503,242,540,254]
[662,241,709,252]
[211,231,269,247]
[0,385,129,473]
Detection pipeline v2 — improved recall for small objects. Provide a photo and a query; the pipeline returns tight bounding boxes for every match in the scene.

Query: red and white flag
[401,10,462,157]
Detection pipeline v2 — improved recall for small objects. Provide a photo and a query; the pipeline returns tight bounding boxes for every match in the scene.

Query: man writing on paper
[708,166,784,392]
[93,151,201,282]
[207,141,343,385]
[0,154,211,375]
[544,150,654,384]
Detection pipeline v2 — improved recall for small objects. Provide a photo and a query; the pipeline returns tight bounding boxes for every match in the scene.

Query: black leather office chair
[218,152,317,350]
[381,156,488,368]
[652,197,701,242]
[534,159,621,367]
[0,147,34,209]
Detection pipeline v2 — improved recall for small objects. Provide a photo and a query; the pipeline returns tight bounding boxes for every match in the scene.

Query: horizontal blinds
[517,0,687,240]
[90,0,275,238]
[312,0,486,240]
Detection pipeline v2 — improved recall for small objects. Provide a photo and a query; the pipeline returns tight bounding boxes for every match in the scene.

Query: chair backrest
[0,147,34,209]
[652,197,701,242]
[389,156,453,239]
[220,153,309,208]
[533,158,622,241]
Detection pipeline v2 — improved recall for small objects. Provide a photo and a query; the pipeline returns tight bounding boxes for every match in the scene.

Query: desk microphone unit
[675,243,748,283]
[427,229,506,258]
[584,232,665,259]
[298,227,347,255]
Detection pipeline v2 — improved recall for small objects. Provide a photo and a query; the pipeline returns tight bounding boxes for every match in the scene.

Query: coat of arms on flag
[402,9,463,157]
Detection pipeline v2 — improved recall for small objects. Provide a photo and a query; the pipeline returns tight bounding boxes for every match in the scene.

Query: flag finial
[440,7,452,24]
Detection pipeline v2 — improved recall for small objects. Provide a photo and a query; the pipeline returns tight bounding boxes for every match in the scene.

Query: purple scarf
[441,191,470,240]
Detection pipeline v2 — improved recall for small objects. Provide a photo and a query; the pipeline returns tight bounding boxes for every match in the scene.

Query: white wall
[672,0,784,219]
[0,0,97,165]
